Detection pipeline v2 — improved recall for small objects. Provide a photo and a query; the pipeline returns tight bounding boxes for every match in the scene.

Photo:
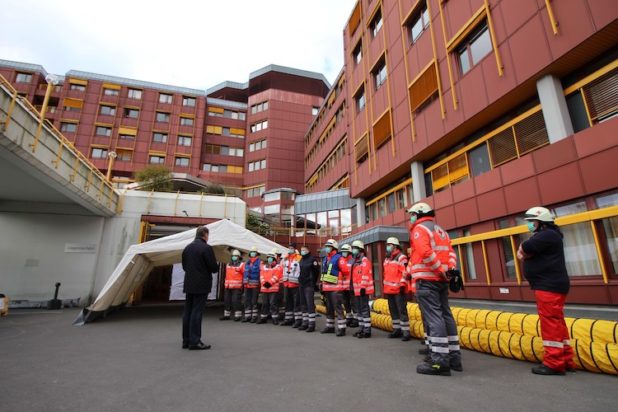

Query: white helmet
[407,202,433,215]
[250,246,258,253]
[325,239,339,249]
[351,240,365,250]
[232,249,241,257]
[524,206,554,223]
[267,248,278,258]
[386,237,400,246]
[340,244,352,252]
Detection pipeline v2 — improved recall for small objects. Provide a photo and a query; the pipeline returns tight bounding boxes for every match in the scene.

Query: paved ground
[1,305,616,412]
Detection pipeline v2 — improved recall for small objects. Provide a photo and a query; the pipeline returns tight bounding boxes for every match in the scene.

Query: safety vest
[260,263,282,293]
[383,252,408,294]
[352,255,374,297]
[339,255,353,291]
[225,262,245,289]
[244,257,261,288]
[321,252,343,292]
[408,217,457,282]
[282,253,301,288]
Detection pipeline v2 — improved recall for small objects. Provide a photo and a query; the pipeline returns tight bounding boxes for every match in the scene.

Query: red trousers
[535,290,575,372]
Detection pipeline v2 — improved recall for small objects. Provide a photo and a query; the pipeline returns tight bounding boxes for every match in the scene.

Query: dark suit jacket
[182,238,219,294]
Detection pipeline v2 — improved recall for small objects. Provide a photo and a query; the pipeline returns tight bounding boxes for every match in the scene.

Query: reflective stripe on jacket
[352,255,374,297]
[409,217,456,282]
[282,254,301,288]
[383,252,408,294]
[225,262,245,289]
[260,263,282,293]
[321,252,342,292]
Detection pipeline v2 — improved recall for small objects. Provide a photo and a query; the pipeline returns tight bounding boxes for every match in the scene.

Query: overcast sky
[1,0,356,89]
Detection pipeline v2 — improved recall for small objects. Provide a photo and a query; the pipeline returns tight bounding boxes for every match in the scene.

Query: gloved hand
[405,274,412,281]
[360,288,366,297]
[400,286,406,294]
[264,282,271,288]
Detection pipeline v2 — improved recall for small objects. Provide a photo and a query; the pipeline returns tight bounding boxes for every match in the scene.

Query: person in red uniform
[408,202,461,376]
[339,244,358,328]
[220,249,244,321]
[319,239,347,336]
[518,206,575,375]
[258,249,282,325]
[383,237,411,341]
[281,243,302,327]
[351,240,374,339]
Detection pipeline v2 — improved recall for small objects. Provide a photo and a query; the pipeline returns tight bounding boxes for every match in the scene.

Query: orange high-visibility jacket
[339,255,353,292]
[383,252,408,294]
[260,263,282,293]
[408,217,457,282]
[282,253,301,288]
[224,262,245,289]
[352,255,374,297]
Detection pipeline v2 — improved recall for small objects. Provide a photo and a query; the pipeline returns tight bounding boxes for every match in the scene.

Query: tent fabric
[75,219,284,324]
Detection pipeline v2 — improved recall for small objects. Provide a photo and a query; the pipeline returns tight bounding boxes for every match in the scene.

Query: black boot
[362,330,371,338]
[306,324,316,333]
[419,347,430,355]
[292,319,302,328]
[320,327,335,334]
[450,359,463,372]
[417,363,451,376]
[219,315,230,321]
[401,331,412,342]
[299,322,308,331]
[234,317,242,322]
[272,318,279,325]
[531,364,565,375]
[336,329,346,337]
[388,329,403,339]
[250,317,257,323]
[241,317,250,323]
[257,318,267,324]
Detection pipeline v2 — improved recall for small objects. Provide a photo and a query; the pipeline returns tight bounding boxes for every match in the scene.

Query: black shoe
[401,332,411,342]
[292,320,302,328]
[283,319,294,326]
[417,362,451,376]
[450,362,463,372]
[233,317,242,322]
[299,323,308,331]
[419,347,430,355]
[182,343,189,349]
[250,317,257,323]
[336,329,346,337]
[362,331,371,338]
[353,331,361,337]
[532,364,565,375]
[320,327,335,334]
[219,316,230,321]
[241,317,250,323]
[566,366,577,373]
[272,319,279,325]
[423,355,432,363]
[257,318,267,324]
[188,342,211,351]
[306,324,315,333]
[388,329,403,339]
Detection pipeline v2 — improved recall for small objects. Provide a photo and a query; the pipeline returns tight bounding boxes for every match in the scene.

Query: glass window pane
[463,230,477,280]
[470,28,492,65]
[553,201,587,217]
[602,217,618,274]
[502,237,517,280]
[387,193,396,214]
[317,212,327,236]
[459,49,471,74]
[469,144,491,176]
[596,192,618,208]
[561,222,601,276]
[328,210,339,219]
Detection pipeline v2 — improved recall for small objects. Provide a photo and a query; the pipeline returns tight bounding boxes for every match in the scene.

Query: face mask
[267,257,274,264]
[250,252,257,258]
[301,250,308,256]
[288,249,295,254]
[352,248,360,257]
[386,245,393,254]
[342,251,349,257]
[325,246,332,254]
[231,256,238,262]
[410,215,417,224]
[527,221,536,232]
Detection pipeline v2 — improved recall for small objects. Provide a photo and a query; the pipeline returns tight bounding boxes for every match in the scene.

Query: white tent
[75,219,284,324]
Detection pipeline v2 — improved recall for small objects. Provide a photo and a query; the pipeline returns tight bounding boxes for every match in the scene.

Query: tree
[199,184,226,195]
[246,213,270,235]
[135,166,173,192]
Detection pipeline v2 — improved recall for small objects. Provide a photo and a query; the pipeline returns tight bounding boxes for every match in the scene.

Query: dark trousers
[223,288,242,318]
[341,290,357,320]
[244,287,259,320]
[325,291,346,331]
[416,280,461,367]
[283,286,301,321]
[261,292,279,319]
[299,285,316,325]
[358,294,371,333]
[387,293,410,332]
[182,293,208,346]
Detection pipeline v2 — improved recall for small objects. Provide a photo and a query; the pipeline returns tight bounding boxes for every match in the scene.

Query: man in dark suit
[182,225,219,350]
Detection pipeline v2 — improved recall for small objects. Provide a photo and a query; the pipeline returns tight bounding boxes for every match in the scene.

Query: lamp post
[31,74,59,152]
[106,151,117,182]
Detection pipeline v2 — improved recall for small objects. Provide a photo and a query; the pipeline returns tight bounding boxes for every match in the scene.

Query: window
[16,72,32,83]
[91,147,108,159]
[156,112,170,122]
[457,23,492,75]
[409,3,430,44]
[119,134,135,141]
[99,105,116,116]
[353,41,362,65]
[244,185,265,198]
[60,122,77,133]
[175,157,190,167]
[182,96,196,107]
[468,144,491,177]
[70,84,86,92]
[250,120,268,133]
[463,229,477,280]
[251,101,269,114]
[127,88,142,99]
[103,88,119,96]
[95,126,112,137]
[149,155,165,164]
[248,159,266,172]
[373,59,387,90]
[159,93,173,104]
[370,9,383,38]
[123,108,139,119]
[180,117,194,126]
[355,87,366,112]
[116,150,132,161]
[178,135,192,146]
[250,139,267,152]
[153,132,168,143]
[312,106,319,116]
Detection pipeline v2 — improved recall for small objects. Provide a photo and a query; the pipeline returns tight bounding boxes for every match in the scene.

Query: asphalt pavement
[1,305,616,412]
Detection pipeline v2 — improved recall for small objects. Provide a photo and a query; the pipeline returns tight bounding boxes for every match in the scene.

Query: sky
[1,0,357,89]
